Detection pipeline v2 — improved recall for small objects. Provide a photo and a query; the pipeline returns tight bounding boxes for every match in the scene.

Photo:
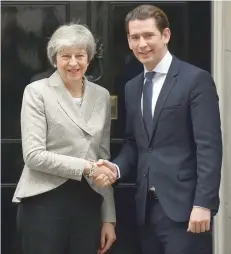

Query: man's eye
[144,34,153,39]
[131,36,139,40]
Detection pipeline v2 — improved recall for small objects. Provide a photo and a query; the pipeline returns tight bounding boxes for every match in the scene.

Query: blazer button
[148,148,152,153]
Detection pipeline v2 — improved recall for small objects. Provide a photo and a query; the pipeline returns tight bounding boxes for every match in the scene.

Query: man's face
[127,18,171,70]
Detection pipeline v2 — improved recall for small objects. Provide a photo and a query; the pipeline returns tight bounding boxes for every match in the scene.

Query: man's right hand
[96,160,118,179]
[84,160,117,188]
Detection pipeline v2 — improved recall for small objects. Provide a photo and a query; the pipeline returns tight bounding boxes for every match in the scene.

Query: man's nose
[139,36,147,47]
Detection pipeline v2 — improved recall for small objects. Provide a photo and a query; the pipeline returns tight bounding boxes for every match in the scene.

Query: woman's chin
[67,74,82,82]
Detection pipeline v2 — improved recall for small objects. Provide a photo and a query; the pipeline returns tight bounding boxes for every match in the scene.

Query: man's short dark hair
[125,5,170,34]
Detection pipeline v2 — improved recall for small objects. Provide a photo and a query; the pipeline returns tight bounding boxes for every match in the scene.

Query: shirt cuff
[193,206,210,211]
[114,164,120,179]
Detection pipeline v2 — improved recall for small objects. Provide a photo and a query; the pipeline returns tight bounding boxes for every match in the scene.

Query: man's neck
[144,49,168,71]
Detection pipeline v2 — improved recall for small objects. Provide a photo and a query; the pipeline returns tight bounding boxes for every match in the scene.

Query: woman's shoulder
[86,80,110,98]
[25,77,49,95]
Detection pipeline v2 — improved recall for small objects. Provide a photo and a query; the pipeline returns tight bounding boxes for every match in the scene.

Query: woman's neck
[65,80,84,98]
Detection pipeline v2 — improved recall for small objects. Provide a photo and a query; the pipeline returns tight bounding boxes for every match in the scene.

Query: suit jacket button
[148,148,152,153]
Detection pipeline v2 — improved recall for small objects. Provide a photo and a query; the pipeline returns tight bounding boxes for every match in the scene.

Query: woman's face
[56,46,89,85]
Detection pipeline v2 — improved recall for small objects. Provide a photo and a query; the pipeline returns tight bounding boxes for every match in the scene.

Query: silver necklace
[75,98,83,107]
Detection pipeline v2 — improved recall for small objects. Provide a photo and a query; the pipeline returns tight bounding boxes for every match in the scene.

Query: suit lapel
[134,73,149,143]
[48,71,94,136]
[149,57,180,144]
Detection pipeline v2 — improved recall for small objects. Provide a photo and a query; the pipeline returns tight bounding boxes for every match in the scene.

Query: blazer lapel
[80,79,96,124]
[48,71,93,136]
[149,57,180,144]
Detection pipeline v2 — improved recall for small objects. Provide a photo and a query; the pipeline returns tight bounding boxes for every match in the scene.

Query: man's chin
[140,60,155,70]
[139,57,153,64]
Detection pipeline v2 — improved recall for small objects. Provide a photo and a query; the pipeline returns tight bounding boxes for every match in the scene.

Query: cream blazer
[13,71,116,223]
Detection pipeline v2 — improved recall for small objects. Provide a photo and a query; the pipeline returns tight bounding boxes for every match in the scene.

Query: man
[98,4,222,254]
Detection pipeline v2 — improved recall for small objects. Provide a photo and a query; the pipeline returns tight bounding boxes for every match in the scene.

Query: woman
[13,23,116,254]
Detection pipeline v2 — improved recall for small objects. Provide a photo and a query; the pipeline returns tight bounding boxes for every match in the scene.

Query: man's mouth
[139,50,152,56]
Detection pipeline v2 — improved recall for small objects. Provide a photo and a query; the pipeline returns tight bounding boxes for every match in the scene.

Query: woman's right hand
[84,160,116,187]
[93,173,111,187]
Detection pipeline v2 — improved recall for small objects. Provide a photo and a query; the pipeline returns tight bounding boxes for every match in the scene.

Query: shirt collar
[144,51,173,77]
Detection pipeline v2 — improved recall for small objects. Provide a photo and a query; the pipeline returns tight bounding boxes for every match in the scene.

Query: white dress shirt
[142,51,172,117]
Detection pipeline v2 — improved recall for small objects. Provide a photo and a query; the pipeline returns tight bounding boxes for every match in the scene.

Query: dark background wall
[1,1,211,253]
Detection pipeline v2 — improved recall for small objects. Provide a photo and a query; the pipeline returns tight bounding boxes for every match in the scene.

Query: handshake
[84,159,118,188]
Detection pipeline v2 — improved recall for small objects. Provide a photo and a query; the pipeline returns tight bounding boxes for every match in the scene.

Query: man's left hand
[187,207,211,233]
[97,222,116,254]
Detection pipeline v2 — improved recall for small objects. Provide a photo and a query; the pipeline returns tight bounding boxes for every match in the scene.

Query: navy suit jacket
[114,56,222,226]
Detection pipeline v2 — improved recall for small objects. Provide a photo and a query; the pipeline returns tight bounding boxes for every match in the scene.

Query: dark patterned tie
[143,71,155,139]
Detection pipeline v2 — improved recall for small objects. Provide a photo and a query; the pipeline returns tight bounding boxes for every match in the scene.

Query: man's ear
[162,28,171,44]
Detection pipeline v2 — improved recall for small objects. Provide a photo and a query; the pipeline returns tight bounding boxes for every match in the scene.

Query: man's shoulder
[176,56,211,78]
[174,57,215,91]
[125,71,144,90]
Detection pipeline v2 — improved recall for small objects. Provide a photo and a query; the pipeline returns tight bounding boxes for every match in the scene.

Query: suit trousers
[17,178,103,254]
[140,199,213,254]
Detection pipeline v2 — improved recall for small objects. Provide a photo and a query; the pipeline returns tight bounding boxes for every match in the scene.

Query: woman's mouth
[68,69,80,74]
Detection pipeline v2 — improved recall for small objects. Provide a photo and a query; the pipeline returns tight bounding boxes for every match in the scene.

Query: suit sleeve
[190,71,222,212]
[98,90,116,223]
[21,85,85,180]
[113,82,138,179]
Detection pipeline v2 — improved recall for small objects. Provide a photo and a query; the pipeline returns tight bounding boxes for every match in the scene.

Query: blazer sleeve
[190,71,222,211]
[98,91,116,223]
[21,84,85,181]
[113,82,138,178]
